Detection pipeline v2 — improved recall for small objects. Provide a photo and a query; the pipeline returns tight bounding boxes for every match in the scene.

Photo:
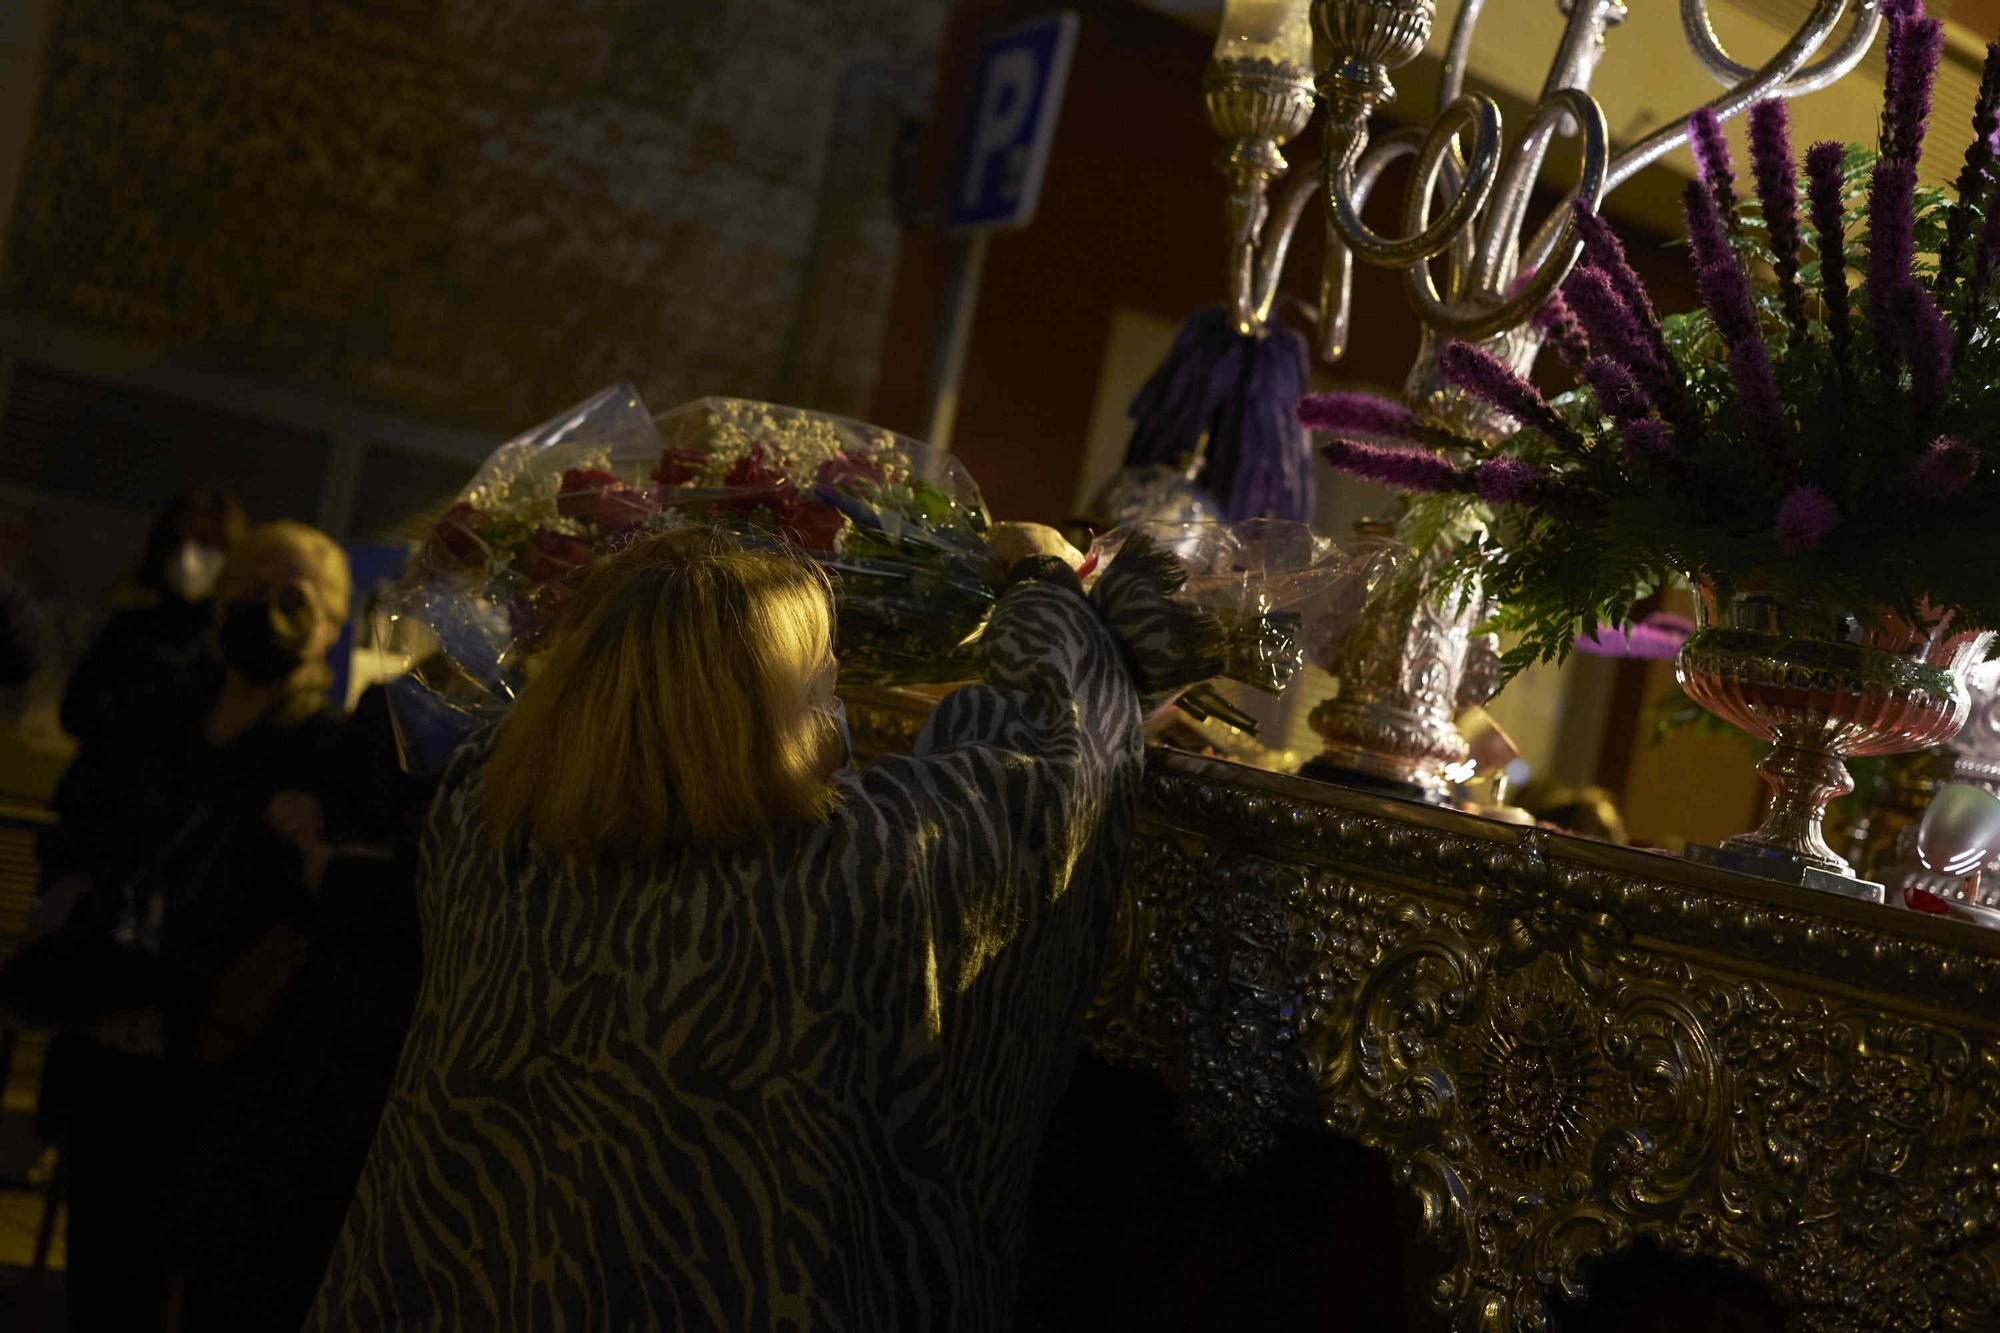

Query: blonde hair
[483,529,839,858]
[217,520,353,624]
[214,520,352,706]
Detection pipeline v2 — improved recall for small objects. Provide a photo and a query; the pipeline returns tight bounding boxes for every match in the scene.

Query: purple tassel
[1941,44,2000,294]
[1208,322,1315,522]
[1806,141,1854,368]
[1438,341,1584,449]
[1689,107,1740,224]
[1911,435,1980,499]
[1125,308,1313,522]
[1621,417,1676,467]
[1126,307,1245,469]
[1775,485,1840,555]
[1730,339,1793,469]
[1319,439,1469,495]
[1881,13,1946,167]
[1865,161,1918,368]
[1296,392,1418,442]
[1749,101,1807,334]
[1561,267,1683,421]
[1473,457,1544,505]
[1530,289,1593,369]
[1580,357,1653,423]
[1893,280,1954,414]
[1575,613,1694,660]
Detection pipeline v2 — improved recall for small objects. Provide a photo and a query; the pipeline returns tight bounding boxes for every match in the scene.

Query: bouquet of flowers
[1301,0,2000,672]
[377,388,1390,769]
[420,388,1000,684]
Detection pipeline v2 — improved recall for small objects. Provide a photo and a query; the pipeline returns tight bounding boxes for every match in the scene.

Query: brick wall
[1,0,941,431]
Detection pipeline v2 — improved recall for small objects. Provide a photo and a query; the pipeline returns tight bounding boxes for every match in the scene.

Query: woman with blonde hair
[308,522,1211,1331]
[8,519,358,1332]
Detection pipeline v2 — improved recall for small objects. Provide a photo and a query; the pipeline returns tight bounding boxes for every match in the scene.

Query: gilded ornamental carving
[1090,754,2000,1332]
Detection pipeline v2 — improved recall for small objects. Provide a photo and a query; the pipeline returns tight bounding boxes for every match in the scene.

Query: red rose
[816,454,885,490]
[722,444,790,496]
[782,500,845,551]
[519,529,595,583]
[427,502,496,567]
[557,468,658,533]
[653,449,710,486]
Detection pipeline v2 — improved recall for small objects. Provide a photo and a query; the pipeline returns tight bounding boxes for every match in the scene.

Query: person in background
[308,523,1210,1332]
[165,673,429,1332]
[4,520,349,1333]
[58,486,247,752]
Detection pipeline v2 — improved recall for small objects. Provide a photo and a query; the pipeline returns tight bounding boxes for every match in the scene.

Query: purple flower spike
[1748,101,1807,334]
[1620,417,1676,467]
[1729,338,1793,470]
[1682,177,1732,277]
[1882,0,1922,19]
[1580,357,1652,423]
[1941,44,2000,293]
[1474,457,1543,505]
[1438,341,1584,450]
[1296,392,1418,443]
[1882,14,1946,167]
[1805,141,1853,366]
[1775,485,1840,555]
[1866,161,1918,363]
[1968,175,2000,350]
[1530,289,1593,369]
[1685,181,1764,354]
[1571,203,1675,370]
[1689,107,1740,223]
[1911,435,1980,499]
[1319,439,1468,495]
[1562,267,1685,424]
[1893,280,1954,413]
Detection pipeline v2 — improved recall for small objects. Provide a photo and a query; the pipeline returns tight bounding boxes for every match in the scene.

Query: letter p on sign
[947,13,1078,231]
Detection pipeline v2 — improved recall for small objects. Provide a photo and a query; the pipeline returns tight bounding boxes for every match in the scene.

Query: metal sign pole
[922,230,989,455]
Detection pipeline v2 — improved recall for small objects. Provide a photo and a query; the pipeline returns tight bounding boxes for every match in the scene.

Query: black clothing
[58,597,215,750]
[5,675,346,1333]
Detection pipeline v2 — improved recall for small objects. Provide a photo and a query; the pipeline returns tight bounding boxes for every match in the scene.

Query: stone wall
[2,0,941,431]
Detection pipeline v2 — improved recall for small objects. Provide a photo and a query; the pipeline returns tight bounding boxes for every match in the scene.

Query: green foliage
[1398,140,2000,672]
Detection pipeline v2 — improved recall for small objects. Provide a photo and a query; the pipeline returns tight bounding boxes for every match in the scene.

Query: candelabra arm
[1436,0,1486,113]
[1606,0,1874,192]
[1409,90,1607,341]
[1474,0,1620,293]
[1248,167,1323,326]
[1326,92,1502,269]
[1684,0,1878,95]
[1318,125,1429,362]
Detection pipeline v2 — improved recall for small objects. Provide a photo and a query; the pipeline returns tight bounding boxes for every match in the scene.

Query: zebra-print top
[307,548,1196,1331]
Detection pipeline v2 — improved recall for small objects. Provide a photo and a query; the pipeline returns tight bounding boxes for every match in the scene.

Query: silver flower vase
[1676,584,1994,880]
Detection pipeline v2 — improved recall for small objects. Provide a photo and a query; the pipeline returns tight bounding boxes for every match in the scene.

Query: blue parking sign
[947,13,1079,231]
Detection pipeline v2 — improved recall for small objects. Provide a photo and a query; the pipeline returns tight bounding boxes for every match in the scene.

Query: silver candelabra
[1199,0,1883,795]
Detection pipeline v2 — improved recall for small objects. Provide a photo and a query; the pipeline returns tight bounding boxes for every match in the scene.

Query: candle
[1213,0,1312,65]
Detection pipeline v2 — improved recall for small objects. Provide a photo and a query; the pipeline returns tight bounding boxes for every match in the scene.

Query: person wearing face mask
[5,520,354,1333]
[58,487,247,754]
[306,523,1222,1332]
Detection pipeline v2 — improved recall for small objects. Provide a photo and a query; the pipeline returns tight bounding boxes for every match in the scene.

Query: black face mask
[218,600,307,683]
